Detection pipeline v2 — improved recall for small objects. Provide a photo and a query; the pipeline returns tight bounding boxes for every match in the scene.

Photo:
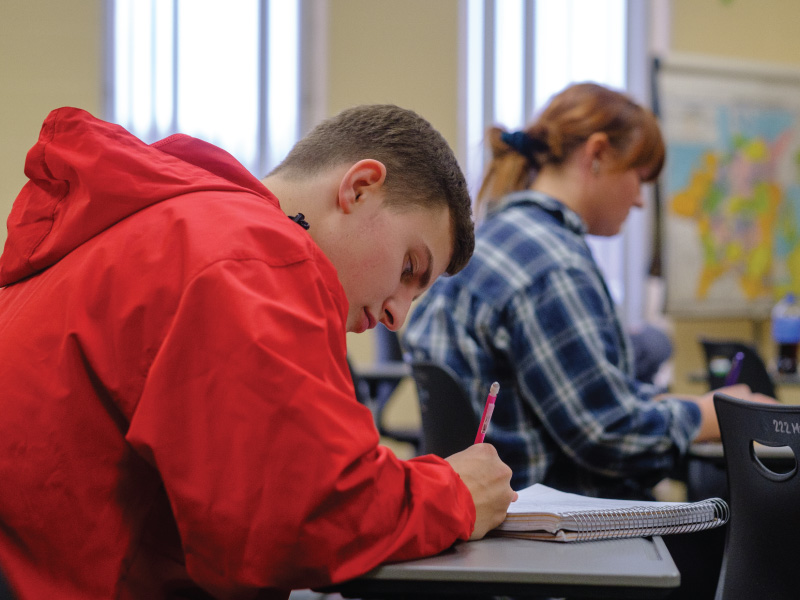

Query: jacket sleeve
[506,267,701,478]
[125,257,475,596]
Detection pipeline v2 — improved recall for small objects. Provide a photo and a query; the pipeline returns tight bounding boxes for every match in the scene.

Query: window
[108,0,324,177]
[461,0,655,327]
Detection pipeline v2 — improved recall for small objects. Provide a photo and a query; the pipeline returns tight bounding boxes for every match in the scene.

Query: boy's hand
[445,444,517,540]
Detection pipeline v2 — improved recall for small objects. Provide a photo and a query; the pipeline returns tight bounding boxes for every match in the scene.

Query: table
[688,368,800,386]
[319,536,680,599]
[687,441,796,501]
[351,360,419,449]
[355,361,412,380]
[690,441,796,461]
[352,361,412,406]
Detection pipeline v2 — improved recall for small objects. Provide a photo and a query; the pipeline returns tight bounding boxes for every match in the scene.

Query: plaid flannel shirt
[404,190,700,499]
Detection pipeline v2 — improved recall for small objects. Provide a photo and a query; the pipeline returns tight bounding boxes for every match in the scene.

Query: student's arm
[126,257,479,596]
[505,267,701,478]
[658,384,779,442]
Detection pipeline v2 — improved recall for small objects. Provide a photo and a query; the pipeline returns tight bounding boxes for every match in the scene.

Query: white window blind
[462,0,653,327]
[108,0,321,177]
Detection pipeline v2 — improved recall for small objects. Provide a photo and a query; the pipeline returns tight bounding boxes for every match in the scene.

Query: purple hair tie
[500,130,548,158]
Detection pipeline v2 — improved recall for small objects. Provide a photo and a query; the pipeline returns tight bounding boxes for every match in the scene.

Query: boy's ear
[338,159,387,214]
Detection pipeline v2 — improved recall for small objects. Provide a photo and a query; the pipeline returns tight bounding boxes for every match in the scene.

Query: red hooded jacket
[0,108,475,599]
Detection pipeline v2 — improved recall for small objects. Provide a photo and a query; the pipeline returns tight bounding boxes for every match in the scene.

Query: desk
[688,368,800,386]
[320,536,679,599]
[690,441,796,461]
[352,361,412,408]
[355,361,412,381]
[687,441,796,501]
[351,361,419,449]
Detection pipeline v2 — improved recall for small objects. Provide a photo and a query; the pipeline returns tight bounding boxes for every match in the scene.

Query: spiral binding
[559,497,729,542]
[498,497,729,542]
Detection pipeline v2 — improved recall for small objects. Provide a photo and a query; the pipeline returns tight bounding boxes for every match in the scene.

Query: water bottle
[771,293,800,374]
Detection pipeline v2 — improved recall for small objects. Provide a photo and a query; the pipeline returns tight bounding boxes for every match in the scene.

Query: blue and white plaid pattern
[404,190,700,499]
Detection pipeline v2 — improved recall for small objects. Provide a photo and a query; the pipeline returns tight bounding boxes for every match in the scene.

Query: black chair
[0,566,15,600]
[367,327,410,429]
[348,349,421,453]
[409,361,479,457]
[688,339,779,502]
[713,393,800,600]
[699,338,777,398]
[629,323,673,385]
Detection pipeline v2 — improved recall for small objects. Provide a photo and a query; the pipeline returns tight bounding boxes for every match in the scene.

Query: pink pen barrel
[474,381,500,444]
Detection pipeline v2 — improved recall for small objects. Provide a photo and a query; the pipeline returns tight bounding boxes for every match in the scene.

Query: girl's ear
[337,159,388,214]
[584,132,611,174]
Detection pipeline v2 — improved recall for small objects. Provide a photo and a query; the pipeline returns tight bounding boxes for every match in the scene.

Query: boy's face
[331,197,453,334]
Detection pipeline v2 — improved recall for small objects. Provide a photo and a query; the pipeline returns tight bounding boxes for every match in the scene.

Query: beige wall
[672,0,800,66]
[326,0,462,366]
[668,0,800,400]
[326,0,460,145]
[0,0,104,250]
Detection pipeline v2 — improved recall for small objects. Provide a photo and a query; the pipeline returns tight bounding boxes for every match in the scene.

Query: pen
[725,352,745,386]
[474,382,500,444]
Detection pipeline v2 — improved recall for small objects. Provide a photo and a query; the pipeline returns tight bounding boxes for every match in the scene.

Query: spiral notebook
[495,484,729,542]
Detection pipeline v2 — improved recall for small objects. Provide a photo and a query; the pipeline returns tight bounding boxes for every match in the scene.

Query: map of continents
[665,105,800,315]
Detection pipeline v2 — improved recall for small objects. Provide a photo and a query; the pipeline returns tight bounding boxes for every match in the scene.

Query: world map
[661,78,800,317]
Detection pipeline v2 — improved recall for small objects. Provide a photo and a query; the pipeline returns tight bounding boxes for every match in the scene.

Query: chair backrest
[410,361,479,457]
[369,327,407,431]
[375,325,404,363]
[713,393,800,600]
[347,357,421,451]
[700,338,777,398]
[0,565,15,600]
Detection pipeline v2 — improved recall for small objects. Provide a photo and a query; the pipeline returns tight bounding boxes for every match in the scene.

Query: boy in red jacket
[0,104,515,599]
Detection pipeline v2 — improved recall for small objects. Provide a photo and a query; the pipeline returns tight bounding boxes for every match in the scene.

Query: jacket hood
[1,107,274,286]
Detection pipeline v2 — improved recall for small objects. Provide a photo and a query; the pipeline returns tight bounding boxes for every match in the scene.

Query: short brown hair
[477,82,665,213]
[271,104,474,275]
